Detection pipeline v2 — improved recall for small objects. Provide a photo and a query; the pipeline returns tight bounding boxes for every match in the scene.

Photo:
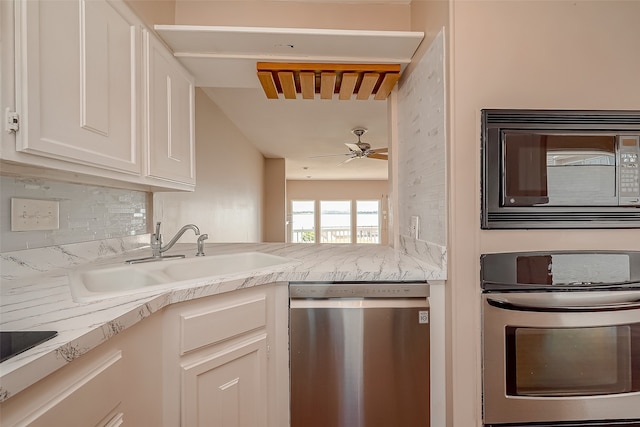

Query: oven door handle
[486,291,640,312]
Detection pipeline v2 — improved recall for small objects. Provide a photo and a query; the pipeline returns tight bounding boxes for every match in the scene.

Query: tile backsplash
[1,176,149,252]
[397,28,447,247]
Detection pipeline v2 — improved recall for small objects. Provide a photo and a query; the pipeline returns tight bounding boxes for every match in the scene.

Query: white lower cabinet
[182,333,268,427]
[5,351,124,427]
[0,312,163,427]
[0,285,288,427]
[163,283,289,427]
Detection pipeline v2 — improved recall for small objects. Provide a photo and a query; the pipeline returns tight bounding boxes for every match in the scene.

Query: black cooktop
[0,331,58,363]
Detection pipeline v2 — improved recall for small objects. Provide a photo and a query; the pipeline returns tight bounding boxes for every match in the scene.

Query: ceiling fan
[312,128,388,165]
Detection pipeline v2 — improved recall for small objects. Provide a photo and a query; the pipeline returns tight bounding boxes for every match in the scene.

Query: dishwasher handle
[289,282,429,299]
[290,298,429,309]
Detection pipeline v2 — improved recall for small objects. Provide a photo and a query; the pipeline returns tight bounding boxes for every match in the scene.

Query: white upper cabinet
[15,0,141,174]
[5,0,196,191]
[144,30,196,185]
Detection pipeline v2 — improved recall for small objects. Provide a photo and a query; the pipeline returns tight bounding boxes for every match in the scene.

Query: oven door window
[505,324,640,397]
[502,132,617,207]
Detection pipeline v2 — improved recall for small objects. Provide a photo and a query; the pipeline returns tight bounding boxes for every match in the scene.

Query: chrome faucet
[126,222,201,264]
[196,234,208,256]
[151,222,200,257]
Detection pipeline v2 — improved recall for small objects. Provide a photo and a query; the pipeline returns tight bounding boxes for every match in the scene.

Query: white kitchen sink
[161,252,295,282]
[69,252,295,302]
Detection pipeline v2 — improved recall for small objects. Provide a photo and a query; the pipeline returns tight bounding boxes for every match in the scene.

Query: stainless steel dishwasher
[289,282,430,427]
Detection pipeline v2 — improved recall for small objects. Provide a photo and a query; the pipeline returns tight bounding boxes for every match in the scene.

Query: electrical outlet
[409,215,419,239]
[11,198,60,231]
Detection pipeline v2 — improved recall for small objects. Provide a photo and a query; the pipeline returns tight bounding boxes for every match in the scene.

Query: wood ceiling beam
[374,73,400,100]
[257,71,279,99]
[320,72,336,100]
[258,62,400,73]
[356,73,379,100]
[278,71,297,99]
[339,72,358,100]
[300,72,315,99]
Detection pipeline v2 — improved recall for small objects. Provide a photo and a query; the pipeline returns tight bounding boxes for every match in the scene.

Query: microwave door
[502,133,550,207]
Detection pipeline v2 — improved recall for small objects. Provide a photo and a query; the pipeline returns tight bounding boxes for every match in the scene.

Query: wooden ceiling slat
[374,73,400,100]
[257,71,279,99]
[356,73,380,100]
[300,72,315,99]
[278,71,297,99]
[339,72,358,100]
[320,72,337,100]
[256,63,402,101]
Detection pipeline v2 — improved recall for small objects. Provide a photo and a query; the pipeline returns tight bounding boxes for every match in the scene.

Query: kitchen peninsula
[0,236,445,423]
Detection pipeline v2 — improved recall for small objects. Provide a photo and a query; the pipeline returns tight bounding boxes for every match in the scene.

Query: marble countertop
[0,239,445,401]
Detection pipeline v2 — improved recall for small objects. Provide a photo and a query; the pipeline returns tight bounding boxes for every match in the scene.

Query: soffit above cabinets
[154,25,424,88]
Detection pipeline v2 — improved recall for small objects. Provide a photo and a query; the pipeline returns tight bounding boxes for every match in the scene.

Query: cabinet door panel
[182,334,268,427]
[16,0,140,173]
[145,30,195,185]
[24,351,123,426]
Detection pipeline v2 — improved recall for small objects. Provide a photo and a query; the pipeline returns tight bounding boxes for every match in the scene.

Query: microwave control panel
[619,136,640,204]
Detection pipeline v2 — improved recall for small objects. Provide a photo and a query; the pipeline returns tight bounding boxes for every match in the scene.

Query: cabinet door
[1,351,124,427]
[144,30,196,185]
[182,334,268,427]
[14,0,141,174]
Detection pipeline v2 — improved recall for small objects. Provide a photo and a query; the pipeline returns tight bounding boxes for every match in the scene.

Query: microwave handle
[486,292,640,312]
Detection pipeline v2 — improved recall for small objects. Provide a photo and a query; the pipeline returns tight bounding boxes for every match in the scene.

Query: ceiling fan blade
[369,147,388,154]
[338,156,357,165]
[345,142,362,153]
[367,153,388,160]
[308,153,352,158]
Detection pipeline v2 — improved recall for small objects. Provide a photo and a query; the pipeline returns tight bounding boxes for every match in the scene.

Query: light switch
[11,198,60,231]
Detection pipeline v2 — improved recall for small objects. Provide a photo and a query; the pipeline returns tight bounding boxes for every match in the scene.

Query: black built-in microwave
[481,109,640,229]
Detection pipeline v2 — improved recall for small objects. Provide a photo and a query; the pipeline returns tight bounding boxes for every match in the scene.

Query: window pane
[291,200,315,243]
[356,200,380,244]
[320,201,351,243]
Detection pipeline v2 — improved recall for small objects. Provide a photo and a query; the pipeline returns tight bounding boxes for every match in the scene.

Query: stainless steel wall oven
[481,251,640,427]
[481,109,640,229]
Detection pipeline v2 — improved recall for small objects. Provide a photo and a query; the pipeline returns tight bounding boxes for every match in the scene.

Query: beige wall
[449,2,640,426]
[287,180,389,245]
[407,0,450,79]
[154,89,265,243]
[174,0,410,30]
[404,3,453,425]
[263,158,286,242]
[125,0,175,27]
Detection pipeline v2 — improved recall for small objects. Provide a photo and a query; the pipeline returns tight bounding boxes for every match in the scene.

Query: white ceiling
[202,87,389,180]
[157,24,423,180]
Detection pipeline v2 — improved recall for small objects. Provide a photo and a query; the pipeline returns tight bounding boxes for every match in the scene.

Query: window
[291,200,315,243]
[356,200,380,244]
[290,199,381,244]
[320,201,351,243]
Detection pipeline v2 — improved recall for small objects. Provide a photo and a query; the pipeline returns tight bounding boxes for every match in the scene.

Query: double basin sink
[69,252,296,302]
